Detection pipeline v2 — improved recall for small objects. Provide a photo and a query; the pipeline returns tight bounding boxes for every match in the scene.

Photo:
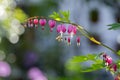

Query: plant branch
[22,16,118,55]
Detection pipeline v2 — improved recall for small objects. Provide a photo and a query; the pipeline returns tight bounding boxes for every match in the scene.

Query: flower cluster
[102,53,119,80]
[23,17,80,46]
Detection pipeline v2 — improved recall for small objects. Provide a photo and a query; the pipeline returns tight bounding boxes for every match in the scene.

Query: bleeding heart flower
[76,36,80,46]
[68,25,77,37]
[39,19,47,30]
[28,19,33,27]
[105,56,113,66]
[110,64,117,72]
[34,19,39,27]
[67,37,71,45]
[57,24,66,37]
[48,20,56,32]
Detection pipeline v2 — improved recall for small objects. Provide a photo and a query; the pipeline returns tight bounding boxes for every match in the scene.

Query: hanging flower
[39,19,47,30]
[105,56,113,66]
[68,25,77,37]
[102,53,113,66]
[67,37,71,45]
[48,20,56,32]
[57,24,66,36]
[110,64,117,72]
[76,36,80,46]
[33,18,39,28]
[28,19,33,27]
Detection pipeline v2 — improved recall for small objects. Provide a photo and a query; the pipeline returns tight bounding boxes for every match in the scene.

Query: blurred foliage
[66,54,104,73]
[0,0,27,44]
[108,23,120,30]
[13,8,27,23]
[117,50,120,55]
[49,10,70,22]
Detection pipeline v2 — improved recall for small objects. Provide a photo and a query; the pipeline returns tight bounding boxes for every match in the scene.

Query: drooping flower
[68,25,77,37]
[110,64,117,72]
[33,19,39,27]
[39,19,47,30]
[28,19,33,27]
[76,36,80,46]
[57,24,66,36]
[105,56,113,66]
[102,53,113,66]
[67,37,71,45]
[48,20,56,32]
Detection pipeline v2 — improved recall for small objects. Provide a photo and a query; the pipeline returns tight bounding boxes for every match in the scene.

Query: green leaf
[66,54,104,73]
[59,10,70,22]
[13,8,28,23]
[108,23,120,30]
[115,60,120,69]
[71,56,88,63]
[49,10,70,22]
[71,54,97,63]
[117,50,120,55]
[66,61,82,72]
[49,11,61,21]
[80,63,104,72]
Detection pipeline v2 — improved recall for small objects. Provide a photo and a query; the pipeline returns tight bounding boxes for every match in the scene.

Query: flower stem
[58,20,118,54]
[75,24,117,54]
[22,16,118,55]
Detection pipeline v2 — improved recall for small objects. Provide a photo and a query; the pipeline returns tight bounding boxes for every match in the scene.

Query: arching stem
[22,16,118,55]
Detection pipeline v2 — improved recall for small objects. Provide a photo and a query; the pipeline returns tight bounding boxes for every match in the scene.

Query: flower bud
[67,37,71,45]
[28,19,33,27]
[110,64,117,72]
[34,19,39,28]
[105,56,112,66]
[39,19,47,30]
[76,36,80,46]
[48,20,56,32]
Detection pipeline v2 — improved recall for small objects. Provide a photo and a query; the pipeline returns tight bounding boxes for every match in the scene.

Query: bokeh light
[0,61,11,77]
[27,67,48,80]
[7,53,16,63]
[0,0,27,44]
[0,50,6,61]
[23,52,38,68]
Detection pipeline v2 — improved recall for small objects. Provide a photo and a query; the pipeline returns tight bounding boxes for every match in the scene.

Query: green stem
[100,43,117,54]
[23,16,118,55]
[59,21,118,54]
[76,24,118,55]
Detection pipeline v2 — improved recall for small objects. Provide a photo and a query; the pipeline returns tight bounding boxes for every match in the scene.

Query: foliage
[49,10,70,22]
[0,0,27,44]
[108,23,120,30]
[66,54,104,73]
[117,50,120,55]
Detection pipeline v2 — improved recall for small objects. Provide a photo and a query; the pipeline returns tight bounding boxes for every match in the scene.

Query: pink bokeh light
[27,67,48,80]
[0,61,11,77]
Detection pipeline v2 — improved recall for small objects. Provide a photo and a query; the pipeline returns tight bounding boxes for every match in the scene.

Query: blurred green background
[0,0,120,80]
